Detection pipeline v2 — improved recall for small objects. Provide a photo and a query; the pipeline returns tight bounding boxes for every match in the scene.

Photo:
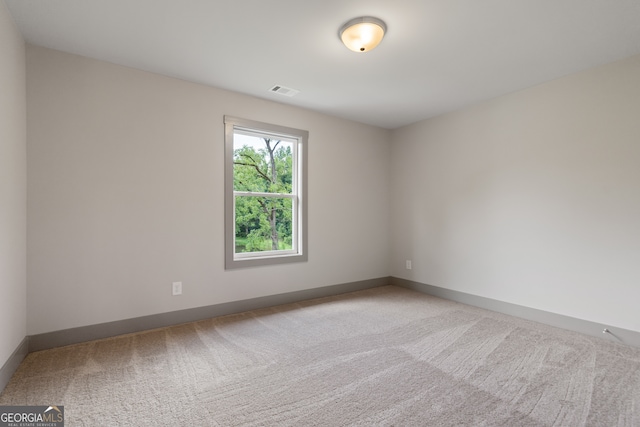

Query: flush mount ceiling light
[339,16,387,53]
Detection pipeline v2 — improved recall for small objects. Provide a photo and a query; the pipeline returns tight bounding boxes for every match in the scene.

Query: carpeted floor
[1,285,639,426]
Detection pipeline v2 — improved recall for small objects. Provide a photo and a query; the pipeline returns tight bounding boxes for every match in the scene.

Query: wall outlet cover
[172,281,182,296]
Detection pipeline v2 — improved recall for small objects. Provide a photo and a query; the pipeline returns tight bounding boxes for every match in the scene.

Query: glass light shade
[339,17,386,52]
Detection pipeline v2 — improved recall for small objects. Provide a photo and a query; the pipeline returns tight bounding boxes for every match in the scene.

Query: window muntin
[224,116,307,269]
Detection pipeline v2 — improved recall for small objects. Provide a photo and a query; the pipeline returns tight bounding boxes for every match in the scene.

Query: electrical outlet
[405,260,412,270]
[172,281,182,296]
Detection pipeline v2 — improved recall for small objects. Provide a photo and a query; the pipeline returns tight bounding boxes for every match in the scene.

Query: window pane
[235,196,293,253]
[233,133,293,194]
[225,115,308,269]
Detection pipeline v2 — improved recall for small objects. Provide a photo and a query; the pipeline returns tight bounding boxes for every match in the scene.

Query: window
[224,116,308,269]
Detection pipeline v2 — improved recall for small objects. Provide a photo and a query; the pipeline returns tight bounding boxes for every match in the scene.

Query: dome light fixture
[339,16,387,53]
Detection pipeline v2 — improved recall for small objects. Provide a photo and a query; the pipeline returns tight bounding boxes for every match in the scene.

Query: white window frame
[224,116,308,269]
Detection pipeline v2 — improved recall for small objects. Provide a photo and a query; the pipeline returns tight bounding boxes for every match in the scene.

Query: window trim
[224,116,308,269]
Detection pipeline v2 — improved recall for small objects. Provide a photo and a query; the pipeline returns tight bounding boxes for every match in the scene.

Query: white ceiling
[5,0,640,129]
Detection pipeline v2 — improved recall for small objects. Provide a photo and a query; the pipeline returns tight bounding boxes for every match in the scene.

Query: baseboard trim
[391,277,640,348]
[0,337,29,393]
[29,277,390,352]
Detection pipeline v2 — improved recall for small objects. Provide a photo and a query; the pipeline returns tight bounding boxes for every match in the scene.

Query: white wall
[26,46,391,335]
[391,54,640,332]
[24,40,640,339]
[0,2,26,366]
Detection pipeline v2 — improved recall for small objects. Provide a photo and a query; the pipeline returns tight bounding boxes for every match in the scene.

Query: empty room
[1,0,639,425]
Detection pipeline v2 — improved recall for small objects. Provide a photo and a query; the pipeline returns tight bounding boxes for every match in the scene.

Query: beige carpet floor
[1,285,639,426]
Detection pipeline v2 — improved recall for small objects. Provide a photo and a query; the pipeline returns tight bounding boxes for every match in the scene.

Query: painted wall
[390,54,640,332]
[23,41,640,338]
[0,2,27,366]
[26,46,390,335]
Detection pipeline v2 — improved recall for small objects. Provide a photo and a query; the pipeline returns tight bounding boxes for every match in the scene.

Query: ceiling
[5,0,640,129]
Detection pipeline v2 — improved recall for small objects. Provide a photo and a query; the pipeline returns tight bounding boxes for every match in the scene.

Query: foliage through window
[224,116,308,269]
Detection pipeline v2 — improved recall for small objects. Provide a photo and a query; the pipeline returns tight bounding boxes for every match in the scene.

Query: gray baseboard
[29,277,390,352]
[0,337,29,393]
[20,274,639,382]
[391,277,640,348]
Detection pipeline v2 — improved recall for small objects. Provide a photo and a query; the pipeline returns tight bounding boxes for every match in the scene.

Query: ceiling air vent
[269,85,300,97]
